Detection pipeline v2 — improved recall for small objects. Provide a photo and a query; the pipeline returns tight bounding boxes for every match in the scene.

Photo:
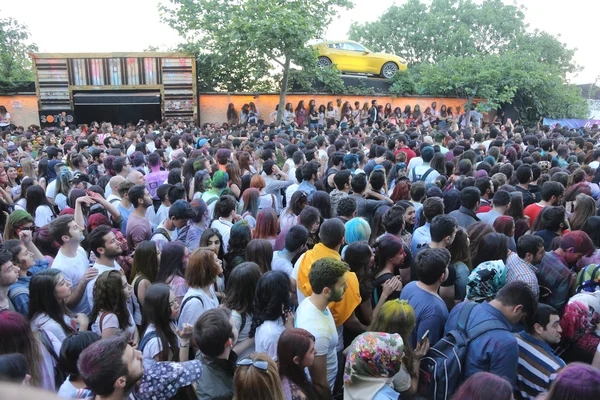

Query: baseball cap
[169,200,196,220]
[137,360,203,400]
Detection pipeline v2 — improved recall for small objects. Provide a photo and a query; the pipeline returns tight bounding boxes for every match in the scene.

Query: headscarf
[466,260,506,302]
[47,159,61,182]
[344,332,405,400]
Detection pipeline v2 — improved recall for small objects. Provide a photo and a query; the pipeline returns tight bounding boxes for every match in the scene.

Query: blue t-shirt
[117,203,134,235]
[399,281,448,347]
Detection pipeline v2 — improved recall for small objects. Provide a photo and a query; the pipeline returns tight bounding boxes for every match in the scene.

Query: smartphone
[421,330,430,341]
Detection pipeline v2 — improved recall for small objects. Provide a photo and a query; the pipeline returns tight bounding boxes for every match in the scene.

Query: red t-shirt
[524,203,545,228]
[396,146,417,165]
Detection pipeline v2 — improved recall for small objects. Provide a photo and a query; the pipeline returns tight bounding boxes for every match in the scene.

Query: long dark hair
[17,178,35,202]
[58,331,100,380]
[373,235,404,275]
[200,228,224,260]
[471,233,509,268]
[141,283,179,361]
[277,328,317,399]
[344,242,373,300]
[582,216,600,248]
[449,228,472,270]
[249,270,290,338]
[130,240,159,284]
[91,270,131,331]
[26,185,54,219]
[222,262,262,315]
[37,158,49,181]
[28,269,75,336]
[157,242,187,283]
[245,239,273,274]
[310,191,332,219]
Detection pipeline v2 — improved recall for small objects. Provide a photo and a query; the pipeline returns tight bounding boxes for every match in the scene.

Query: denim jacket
[9,259,50,316]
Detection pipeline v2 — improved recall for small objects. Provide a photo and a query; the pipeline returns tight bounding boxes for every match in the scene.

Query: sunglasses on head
[236,358,268,371]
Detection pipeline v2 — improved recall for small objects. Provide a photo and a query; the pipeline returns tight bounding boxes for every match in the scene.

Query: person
[330,170,351,217]
[444,281,539,389]
[128,240,159,326]
[0,310,59,391]
[449,227,472,303]
[343,332,407,400]
[296,258,349,397]
[514,304,566,399]
[3,237,49,316]
[400,248,451,346]
[293,218,361,329]
[28,269,88,343]
[476,189,510,226]
[336,196,356,224]
[524,181,564,228]
[90,270,138,345]
[156,241,189,305]
[84,225,124,312]
[371,236,406,306]
[451,372,513,400]
[272,225,308,276]
[534,206,566,251]
[3,209,34,241]
[186,199,209,251]
[348,173,391,226]
[297,161,320,201]
[505,235,545,298]
[448,187,481,229]
[544,363,600,400]
[262,160,294,213]
[49,215,98,316]
[26,186,55,227]
[77,336,145,400]
[222,262,261,359]
[277,328,318,400]
[57,331,101,399]
[125,185,153,251]
[538,231,594,312]
[139,283,193,362]
[253,208,279,246]
[178,248,222,330]
[411,197,445,255]
[210,195,238,253]
[250,270,294,361]
[234,353,285,400]
[515,164,535,208]
[150,199,195,251]
[409,146,440,184]
[194,307,239,400]
[245,238,273,274]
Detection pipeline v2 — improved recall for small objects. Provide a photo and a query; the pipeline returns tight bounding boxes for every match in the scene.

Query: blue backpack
[419,302,508,400]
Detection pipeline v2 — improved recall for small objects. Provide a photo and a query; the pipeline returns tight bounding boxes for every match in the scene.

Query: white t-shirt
[231,310,254,359]
[211,218,233,254]
[92,310,136,340]
[141,324,163,361]
[255,317,286,361]
[45,179,57,200]
[55,193,68,211]
[0,112,11,126]
[295,298,338,390]
[178,286,219,330]
[31,313,72,343]
[285,183,299,206]
[272,251,294,276]
[155,205,170,226]
[34,205,54,227]
[53,246,92,315]
[15,198,26,210]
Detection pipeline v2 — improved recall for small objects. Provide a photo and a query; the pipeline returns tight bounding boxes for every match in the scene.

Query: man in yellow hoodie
[291,218,361,328]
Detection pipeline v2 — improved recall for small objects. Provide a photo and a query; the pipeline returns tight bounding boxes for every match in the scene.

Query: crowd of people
[0,97,599,400]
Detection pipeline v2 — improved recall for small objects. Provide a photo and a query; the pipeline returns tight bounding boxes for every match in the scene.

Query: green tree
[160,0,351,122]
[0,16,38,91]
[349,0,526,64]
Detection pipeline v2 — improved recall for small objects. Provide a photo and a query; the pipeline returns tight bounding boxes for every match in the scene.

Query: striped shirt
[515,331,566,400]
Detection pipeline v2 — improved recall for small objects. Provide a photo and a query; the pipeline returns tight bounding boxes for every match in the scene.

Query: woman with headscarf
[344,332,406,400]
[558,292,600,364]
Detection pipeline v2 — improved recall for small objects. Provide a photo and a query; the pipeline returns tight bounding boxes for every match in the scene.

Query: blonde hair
[233,352,284,400]
[369,299,417,377]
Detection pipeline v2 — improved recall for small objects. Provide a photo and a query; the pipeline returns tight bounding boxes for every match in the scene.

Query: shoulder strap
[179,295,204,319]
[138,331,159,352]
[421,168,434,181]
[456,302,478,333]
[152,228,171,242]
[467,319,510,342]
[240,313,247,333]
[206,196,219,206]
[109,198,120,204]
[99,311,111,333]
[578,265,600,288]
[38,329,59,362]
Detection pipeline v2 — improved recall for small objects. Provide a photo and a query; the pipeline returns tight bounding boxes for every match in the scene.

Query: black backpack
[39,329,68,389]
[419,302,508,400]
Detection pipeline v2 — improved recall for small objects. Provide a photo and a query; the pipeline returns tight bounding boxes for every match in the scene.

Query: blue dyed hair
[344,217,371,245]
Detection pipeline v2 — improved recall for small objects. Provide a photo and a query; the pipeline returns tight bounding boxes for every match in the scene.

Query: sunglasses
[236,358,268,371]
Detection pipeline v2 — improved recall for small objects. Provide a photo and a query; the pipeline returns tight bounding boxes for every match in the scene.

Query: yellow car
[313,40,408,79]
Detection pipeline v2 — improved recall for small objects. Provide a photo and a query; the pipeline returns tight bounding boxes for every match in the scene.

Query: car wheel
[317,57,332,69]
[381,62,399,79]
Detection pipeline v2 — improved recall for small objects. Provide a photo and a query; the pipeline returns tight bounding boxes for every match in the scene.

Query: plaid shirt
[506,253,540,298]
[537,251,572,311]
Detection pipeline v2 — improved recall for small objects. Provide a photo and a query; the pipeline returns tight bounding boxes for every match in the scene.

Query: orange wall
[0,95,39,128]
[199,93,470,124]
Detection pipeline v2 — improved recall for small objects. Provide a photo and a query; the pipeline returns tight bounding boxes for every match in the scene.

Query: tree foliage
[354,0,586,122]
[160,0,351,121]
[0,16,38,91]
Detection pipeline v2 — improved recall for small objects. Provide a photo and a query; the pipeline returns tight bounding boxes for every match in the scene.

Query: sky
[3,0,598,85]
